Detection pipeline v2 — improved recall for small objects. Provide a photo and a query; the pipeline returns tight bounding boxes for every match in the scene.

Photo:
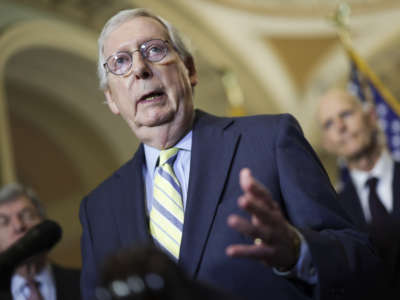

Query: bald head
[317,89,363,124]
[317,88,379,161]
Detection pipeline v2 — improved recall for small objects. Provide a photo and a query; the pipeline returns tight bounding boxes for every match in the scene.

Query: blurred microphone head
[96,245,192,300]
[0,219,62,289]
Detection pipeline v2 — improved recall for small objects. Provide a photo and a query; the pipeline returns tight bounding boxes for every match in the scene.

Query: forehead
[104,16,169,56]
[0,195,35,215]
[318,92,359,121]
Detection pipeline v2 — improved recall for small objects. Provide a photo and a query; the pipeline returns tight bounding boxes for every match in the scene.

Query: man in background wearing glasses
[80,8,385,300]
[0,183,81,300]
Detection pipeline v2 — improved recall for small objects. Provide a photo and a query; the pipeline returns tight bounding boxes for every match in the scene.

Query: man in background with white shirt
[0,183,81,300]
[317,88,400,294]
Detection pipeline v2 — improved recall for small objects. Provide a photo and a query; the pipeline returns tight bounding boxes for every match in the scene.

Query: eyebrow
[114,37,164,52]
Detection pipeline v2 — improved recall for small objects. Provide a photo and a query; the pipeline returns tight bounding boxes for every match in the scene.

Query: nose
[334,117,347,133]
[11,216,27,234]
[131,51,152,80]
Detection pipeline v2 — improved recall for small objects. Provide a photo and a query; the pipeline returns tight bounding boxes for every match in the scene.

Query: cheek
[111,87,136,114]
[350,116,365,130]
[325,130,339,144]
[0,232,13,251]
[156,64,191,93]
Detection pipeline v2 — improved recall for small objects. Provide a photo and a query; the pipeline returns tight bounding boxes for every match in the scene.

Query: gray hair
[97,8,194,91]
[0,183,46,219]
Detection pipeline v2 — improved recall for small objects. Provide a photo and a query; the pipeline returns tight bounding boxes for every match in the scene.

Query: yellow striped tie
[149,148,184,259]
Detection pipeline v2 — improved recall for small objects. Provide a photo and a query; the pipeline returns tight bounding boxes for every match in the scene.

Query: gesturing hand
[226,168,300,271]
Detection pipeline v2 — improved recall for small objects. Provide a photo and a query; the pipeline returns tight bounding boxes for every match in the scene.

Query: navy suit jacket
[80,110,384,300]
[338,162,400,288]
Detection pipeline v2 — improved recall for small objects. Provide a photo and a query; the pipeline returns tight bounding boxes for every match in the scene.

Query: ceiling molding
[202,0,400,17]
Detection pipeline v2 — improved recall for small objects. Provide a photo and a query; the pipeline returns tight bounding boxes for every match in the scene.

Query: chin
[140,113,175,128]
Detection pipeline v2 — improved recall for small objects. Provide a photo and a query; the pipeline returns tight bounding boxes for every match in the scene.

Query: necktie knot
[159,148,179,166]
[365,177,378,190]
[24,277,43,300]
[26,279,40,288]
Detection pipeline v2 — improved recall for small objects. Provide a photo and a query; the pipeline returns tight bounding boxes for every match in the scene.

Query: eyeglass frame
[103,39,171,76]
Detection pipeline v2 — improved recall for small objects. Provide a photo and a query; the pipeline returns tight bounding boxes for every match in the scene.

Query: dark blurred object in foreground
[96,245,242,300]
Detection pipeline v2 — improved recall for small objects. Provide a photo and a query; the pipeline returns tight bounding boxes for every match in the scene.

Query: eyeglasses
[0,208,41,228]
[103,39,170,76]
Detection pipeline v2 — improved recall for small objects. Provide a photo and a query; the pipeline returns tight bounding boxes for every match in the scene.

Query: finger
[227,214,260,239]
[226,243,275,261]
[228,214,278,248]
[240,168,266,197]
[238,195,281,228]
[240,168,277,210]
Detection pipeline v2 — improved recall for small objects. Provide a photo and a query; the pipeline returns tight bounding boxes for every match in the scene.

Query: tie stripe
[157,167,181,190]
[153,186,184,222]
[150,208,182,241]
[153,179,182,207]
[150,148,184,259]
[149,219,181,257]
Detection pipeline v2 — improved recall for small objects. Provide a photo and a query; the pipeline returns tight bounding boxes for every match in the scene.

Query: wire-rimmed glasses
[103,39,169,76]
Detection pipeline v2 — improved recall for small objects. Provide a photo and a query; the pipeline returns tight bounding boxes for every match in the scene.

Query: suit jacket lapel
[113,145,151,248]
[179,111,240,277]
[340,181,368,230]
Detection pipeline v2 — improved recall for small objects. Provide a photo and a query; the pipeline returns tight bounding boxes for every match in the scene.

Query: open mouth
[139,90,165,103]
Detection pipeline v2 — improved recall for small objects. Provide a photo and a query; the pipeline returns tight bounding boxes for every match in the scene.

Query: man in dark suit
[0,183,81,300]
[317,88,400,293]
[80,8,385,300]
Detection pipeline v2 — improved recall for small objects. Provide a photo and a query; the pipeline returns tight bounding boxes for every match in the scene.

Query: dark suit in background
[52,264,81,300]
[0,264,81,300]
[0,184,82,300]
[338,161,400,289]
[80,111,384,300]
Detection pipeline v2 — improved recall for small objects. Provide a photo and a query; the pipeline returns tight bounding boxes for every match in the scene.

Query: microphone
[0,219,62,289]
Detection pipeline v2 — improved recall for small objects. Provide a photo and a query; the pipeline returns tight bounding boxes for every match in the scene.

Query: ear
[184,56,198,87]
[104,88,120,115]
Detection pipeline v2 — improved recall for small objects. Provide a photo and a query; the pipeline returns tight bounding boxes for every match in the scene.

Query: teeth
[145,95,157,100]
[143,93,162,101]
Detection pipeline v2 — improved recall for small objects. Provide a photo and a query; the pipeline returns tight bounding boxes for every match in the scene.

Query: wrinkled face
[103,17,197,140]
[318,91,377,159]
[0,196,42,252]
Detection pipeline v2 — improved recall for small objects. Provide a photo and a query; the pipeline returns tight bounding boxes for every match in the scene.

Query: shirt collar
[350,150,394,190]
[11,263,53,296]
[144,130,192,172]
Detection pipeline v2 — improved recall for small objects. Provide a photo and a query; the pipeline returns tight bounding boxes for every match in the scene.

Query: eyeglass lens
[106,39,168,75]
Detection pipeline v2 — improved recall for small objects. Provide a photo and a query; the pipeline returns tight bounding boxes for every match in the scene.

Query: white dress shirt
[349,150,394,222]
[11,264,56,300]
